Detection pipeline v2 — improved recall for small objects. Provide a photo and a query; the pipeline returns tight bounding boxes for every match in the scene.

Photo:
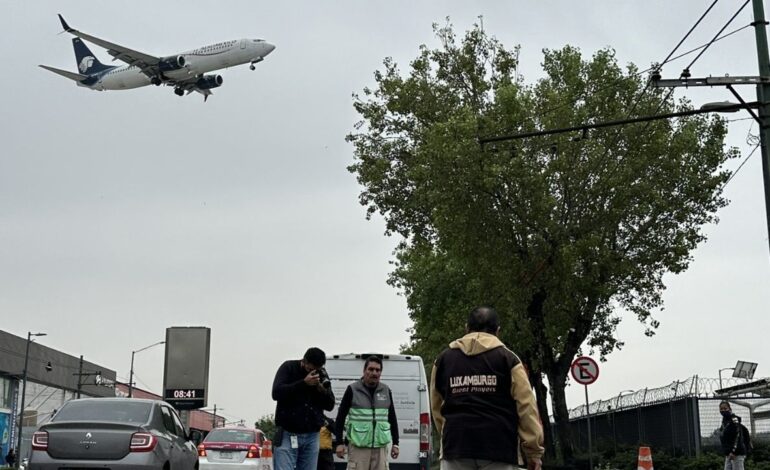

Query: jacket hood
[449,332,504,356]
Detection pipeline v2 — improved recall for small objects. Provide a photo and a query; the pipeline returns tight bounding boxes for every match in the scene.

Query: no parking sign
[571,356,599,470]
[570,356,599,385]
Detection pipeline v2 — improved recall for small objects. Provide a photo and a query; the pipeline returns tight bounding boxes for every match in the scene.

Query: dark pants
[318,449,335,470]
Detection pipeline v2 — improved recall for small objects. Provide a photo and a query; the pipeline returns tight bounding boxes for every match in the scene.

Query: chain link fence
[565,376,770,457]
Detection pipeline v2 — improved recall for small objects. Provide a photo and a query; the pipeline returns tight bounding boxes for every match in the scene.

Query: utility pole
[16,332,46,469]
[77,355,83,398]
[212,404,223,429]
[647,0,770,256]
[16,333,33,469]
[753,0,770,255]
[73,356,100,400]
[128,350,136,398]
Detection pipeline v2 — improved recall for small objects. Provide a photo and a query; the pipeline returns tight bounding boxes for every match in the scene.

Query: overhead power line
[524,10,749,129]
[723,143,761,188]
[661,0,721,65]
[683,0,752,74]
[483,0,758,146]
[480,101,759,144]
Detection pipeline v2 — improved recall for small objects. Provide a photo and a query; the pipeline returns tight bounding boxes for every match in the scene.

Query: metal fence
[565,376,770,457]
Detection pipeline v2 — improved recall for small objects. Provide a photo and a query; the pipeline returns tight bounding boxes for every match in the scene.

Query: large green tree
[347,22,736,462]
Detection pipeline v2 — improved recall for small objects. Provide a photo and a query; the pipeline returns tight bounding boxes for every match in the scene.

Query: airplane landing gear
[250,64,256,71]
[150,76,162,86]
[174,87,184,96]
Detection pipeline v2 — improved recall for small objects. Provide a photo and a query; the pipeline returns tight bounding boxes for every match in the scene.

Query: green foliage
[348,19,737,461]
[254,413,277,439]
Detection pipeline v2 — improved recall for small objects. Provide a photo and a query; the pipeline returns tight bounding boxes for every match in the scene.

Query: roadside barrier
[637,446,653,470]
[260,439,274,470]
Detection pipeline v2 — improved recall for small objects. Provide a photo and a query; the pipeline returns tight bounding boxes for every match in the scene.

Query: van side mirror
[188,429,203,445]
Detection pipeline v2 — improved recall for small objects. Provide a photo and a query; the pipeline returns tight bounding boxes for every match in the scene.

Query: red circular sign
[570,356,599,385]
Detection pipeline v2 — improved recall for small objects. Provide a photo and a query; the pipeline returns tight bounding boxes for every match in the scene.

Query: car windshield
[53,400,152,423]
[205,429,256,443]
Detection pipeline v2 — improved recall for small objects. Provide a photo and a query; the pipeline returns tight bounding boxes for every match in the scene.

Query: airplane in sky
[39,15,275,101]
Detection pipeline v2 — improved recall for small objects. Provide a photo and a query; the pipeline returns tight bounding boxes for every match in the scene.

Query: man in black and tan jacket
[431,306,544,470]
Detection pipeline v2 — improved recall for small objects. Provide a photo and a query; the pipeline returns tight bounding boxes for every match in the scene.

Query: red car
[198,426,268,469]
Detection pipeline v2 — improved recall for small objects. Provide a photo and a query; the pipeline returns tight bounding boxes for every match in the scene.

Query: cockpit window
[253,39,265,42]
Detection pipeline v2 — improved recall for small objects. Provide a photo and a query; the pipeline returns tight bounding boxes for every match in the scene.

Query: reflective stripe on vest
[345,381,392,448]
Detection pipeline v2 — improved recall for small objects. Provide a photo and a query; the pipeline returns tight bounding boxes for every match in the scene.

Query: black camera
[317,367,331,389]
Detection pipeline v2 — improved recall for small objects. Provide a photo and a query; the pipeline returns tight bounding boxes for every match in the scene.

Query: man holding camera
[272,347,336,470]
[335,356,399,470]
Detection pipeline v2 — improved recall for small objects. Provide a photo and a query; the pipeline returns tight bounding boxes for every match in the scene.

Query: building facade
[0,330,116,461]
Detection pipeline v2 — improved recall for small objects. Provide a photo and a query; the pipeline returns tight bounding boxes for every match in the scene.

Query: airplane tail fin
[72,38,110,75]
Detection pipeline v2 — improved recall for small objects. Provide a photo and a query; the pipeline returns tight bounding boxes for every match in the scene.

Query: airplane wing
[58,14,161,74]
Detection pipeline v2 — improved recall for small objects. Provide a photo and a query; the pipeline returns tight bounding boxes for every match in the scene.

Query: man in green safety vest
[335,356,400,470]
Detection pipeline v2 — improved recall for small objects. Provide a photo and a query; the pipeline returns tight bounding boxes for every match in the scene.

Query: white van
[325,353,431,470]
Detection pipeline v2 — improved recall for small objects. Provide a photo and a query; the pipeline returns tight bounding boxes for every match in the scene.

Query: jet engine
[158,55,186,72]
[196,74,224,90]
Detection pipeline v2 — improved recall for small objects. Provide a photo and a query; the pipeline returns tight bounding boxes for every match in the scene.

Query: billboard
[162,327,210,410]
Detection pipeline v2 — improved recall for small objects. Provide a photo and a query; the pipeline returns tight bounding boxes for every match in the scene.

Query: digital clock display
[164,389,205,409]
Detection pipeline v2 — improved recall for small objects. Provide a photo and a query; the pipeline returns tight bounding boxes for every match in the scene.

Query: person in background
[318,416,336,470]
[5,448,16,468]
[720,401,748,470]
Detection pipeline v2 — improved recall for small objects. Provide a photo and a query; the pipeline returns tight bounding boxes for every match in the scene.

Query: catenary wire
[517,22,751,130]
[569,2,750,223]
[684,0,751,72]
[723,143,760,188]
[661,0,721,65]
[501,3,754,147]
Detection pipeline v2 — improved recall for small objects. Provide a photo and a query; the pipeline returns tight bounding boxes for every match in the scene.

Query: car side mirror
[188,429,203,445]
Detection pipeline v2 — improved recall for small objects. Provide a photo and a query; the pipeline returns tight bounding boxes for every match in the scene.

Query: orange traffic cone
[637,446,653,470]
[260,439,274,470]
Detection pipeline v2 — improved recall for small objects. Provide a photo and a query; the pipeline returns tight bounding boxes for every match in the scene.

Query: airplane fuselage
[83,38,272,91]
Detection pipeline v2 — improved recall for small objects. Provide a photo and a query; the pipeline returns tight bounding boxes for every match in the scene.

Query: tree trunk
[548,370,574,463]
[529,369,556,461]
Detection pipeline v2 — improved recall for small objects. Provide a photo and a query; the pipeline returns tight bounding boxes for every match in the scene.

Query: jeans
[724,455,745,470]
[275,430,320,470]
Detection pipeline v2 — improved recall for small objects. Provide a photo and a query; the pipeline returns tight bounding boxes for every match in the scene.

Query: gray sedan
[29,397,199,469]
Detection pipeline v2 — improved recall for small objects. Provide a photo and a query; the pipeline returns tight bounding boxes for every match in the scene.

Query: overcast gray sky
[1,1,768,425]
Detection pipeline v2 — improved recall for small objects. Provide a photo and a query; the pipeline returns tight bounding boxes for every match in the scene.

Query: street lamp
[16,331,46,469]
[719,360,758,390]
[699,101,744,113]
[128,341,165,398]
